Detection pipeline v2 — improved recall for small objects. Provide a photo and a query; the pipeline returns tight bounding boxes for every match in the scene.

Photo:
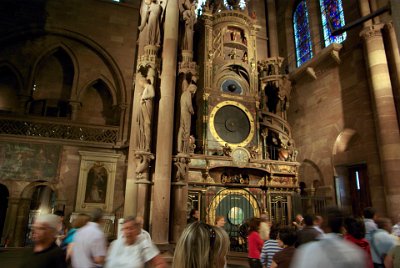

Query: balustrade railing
[0,116,119,144]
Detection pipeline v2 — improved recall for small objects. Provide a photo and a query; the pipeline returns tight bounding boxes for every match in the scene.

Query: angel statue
[138,0,167,47]
[179,0,197,52]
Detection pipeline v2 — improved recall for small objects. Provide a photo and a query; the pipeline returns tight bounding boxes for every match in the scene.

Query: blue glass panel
[196,0,207,16]
[293,1,313,67]
[320,0,347,47]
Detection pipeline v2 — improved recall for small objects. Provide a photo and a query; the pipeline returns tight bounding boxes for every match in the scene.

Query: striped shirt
[261,239,282,268]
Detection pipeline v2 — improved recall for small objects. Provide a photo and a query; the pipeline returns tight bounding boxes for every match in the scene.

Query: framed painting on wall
[75,151,120,212]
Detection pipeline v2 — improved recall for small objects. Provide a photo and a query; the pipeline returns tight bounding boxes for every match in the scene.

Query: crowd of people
[246,207,400,268]
[20,206,400,268]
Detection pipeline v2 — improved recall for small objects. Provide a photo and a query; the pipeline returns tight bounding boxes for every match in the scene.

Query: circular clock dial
[221,79,243,94]
[214,105,250,144]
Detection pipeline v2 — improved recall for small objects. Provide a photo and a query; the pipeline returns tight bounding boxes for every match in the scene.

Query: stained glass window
[293,1,313,67]
[224,0,246,10]
[320,0,346,47]
[196,0,206,16]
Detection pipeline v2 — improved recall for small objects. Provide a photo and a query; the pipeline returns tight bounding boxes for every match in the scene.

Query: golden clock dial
[209,101,255,148]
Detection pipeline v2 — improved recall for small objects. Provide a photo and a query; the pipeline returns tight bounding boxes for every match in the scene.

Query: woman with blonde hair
[173,221,230,268]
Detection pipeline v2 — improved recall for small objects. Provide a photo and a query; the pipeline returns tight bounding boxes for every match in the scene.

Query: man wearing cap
[72,208,107,268]
[20,214,67,268]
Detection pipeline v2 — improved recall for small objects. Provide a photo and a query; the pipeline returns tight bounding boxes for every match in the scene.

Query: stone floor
[0,247,248,268]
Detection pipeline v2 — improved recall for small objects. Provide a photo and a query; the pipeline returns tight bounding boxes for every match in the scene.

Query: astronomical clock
[184,0,300,235]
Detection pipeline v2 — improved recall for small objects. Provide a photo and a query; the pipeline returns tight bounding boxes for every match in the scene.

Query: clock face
[232,148,250,166]
[209,101,255,147]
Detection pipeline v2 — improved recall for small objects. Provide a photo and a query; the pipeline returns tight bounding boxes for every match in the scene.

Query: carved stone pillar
[2,197,20,246]
[171,154,190,243]
[360,24,400,218]
[151,0,179,244]
[134,151,154,224]
[69,101,81,121]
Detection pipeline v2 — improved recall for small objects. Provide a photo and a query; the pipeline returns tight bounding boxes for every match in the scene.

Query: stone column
[2,197,19,246]
[151,0,179,244]
[358,0,372,27]
[360,24,400,219]
[385,22,400,122]
[171,181,187,243]
[12,198,30,246]
[69,101,81,120]
[266,0,278,57]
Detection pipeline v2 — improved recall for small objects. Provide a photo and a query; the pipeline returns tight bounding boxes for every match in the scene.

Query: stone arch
[0,26,127,105]
[29,44,76,102]
[76,77,117,125]
[332,128,359,160]
[299,158,325,187]
[78,75,117,106]
[20,180,60,200]
[0,62,24,113]
[28,43,79,99]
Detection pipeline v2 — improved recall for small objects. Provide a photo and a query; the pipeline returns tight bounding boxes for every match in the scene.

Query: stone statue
[174,157,189,182]
[277,76,292,118]
[177,76,197,153]
[137,68,155,151]
[138,0,162,47]
[135,153,155,178]
[180,0,197,52]
[222,143,232,156]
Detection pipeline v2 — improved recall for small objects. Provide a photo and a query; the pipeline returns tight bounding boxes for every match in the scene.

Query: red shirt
[344,234,374,268]
[248,231,264,259]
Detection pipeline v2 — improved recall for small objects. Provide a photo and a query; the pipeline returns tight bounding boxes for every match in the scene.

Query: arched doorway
[24,185,56,245]
[0,184,9,245]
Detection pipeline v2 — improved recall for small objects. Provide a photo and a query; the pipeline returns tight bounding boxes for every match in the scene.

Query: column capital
[385,21,394,30]
[360,23,385,40]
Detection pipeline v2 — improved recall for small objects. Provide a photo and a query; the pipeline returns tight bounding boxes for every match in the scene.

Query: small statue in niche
[242,52,248,62]
[222,143,232,156]
[174,157,189,182]
[250,146,259,159]
[228,48,238,60]
[277,76,292,118]
[177,75,197,153]
[138,0,163,47]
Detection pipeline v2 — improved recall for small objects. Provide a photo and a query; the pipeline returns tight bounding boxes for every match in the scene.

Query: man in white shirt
[391,213,400,237]
[290,207,366,268]
[71,208,107,268]
[105,216,166,268]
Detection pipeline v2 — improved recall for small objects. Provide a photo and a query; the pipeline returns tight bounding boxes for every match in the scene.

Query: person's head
[295,214,303,224]
[344,217,365,239]
[269,223,281,240]
[32,214,59,245]
[122,216,142,245]
[376,217,392,233]
[248,217,262,233]
[277,227,297,247]
[260,213,269,223]
[173,222,230,268]
[363,207,376,220]
[190,209,200,220]
[303,214,314,226]
[322,207,344,234]
[314,215,323,227]
[91,208,103,223]
[215,216,225,227]
[72,213,90,229]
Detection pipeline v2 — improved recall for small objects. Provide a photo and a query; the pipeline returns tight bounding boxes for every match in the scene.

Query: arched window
[196,0,206,15]
[319,0,346,47]
[293,1,313,67]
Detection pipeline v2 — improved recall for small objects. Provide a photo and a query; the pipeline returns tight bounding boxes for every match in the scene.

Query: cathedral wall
[283,0,387,215]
